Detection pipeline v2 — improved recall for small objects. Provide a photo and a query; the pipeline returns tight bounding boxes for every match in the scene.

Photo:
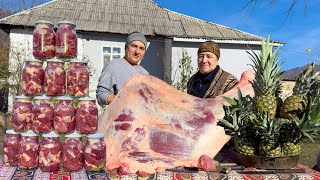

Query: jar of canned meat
[44,58,66,96]
[67,59,89,97]
[76,97,98,134]
[12,96,33,132]
[54,96,75,134]
[62,132,84,172]
[39,131,62,172]
[32,95,54,134]
[3,130,21,166]
[33,20,55,59]
[56,21,77,59]
[18,131,39,169]
[84,132,106,171]
[22,59,44,96]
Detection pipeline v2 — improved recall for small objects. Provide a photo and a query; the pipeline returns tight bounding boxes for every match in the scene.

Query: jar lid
[33,95,52,100]
[56,96,73,101]
[87,132,104,139]
[42,131,59,138]
[24,58,43,63]
[70,59,88,64]
[65,132,82,138]
[46,58,64,63]
[58,21,76,26]
[78,97,96,101]
[21,131,38,137]
[35,20,54,25]
[6,129,20,135]
[15,95,32,99]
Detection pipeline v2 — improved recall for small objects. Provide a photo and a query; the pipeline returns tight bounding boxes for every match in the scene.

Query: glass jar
[21,59,44,96]
[56,21,77,59]
[76,97,98,134]
[18,131,39,169]
[33,20,55,59]
[39,131,62,172]
[44,58,66,96]
[54,96,75,134]
[12,96,33,132]
[3,130,21,166]
[62,132,84,172]
[32,96,54,134]
[84,132,106,171]
[67,59,89,97]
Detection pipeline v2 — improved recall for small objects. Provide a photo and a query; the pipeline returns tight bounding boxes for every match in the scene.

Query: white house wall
[172,41,260,82]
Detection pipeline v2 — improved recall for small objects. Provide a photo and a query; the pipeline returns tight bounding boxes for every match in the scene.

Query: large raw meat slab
[98,70,255,175]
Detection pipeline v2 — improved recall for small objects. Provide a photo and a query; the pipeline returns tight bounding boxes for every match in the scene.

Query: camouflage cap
[197,41,220,59]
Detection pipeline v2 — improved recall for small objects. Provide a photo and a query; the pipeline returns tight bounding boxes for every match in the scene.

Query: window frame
[101,45,123,69]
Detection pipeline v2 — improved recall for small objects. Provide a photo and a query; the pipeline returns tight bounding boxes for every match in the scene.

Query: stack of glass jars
[1,19,106,174]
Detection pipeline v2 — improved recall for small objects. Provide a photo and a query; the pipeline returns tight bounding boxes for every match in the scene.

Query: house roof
[0,0,264,41]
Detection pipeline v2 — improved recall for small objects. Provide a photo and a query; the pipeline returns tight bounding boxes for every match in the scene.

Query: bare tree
[243,0,308,21]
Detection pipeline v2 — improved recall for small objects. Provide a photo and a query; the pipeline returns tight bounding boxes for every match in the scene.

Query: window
[102,46,122,66]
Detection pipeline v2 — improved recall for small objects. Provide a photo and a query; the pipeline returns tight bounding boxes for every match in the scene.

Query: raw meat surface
[98,70,255,174]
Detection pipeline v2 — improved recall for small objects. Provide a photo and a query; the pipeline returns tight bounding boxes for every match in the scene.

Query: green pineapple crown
[293,62,320,97]
[247,35,284,96]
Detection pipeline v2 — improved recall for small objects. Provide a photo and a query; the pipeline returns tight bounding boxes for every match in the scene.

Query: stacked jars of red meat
[39,131,62,172]
[33,20,55,60]
[3,130,21,166]
[21,59,44,96]
[67,59,89,97]
[84,132,106,171]
[62,132,84,172]
[76,97,98,134]
[32,96,54,134]
[56,21,77,59]
[54,96,75,134]
[44,58,66,96]
[18,131,39,169]
[12,96,33,132]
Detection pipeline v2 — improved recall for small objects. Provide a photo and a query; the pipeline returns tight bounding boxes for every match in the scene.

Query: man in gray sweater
[96,32,149,105]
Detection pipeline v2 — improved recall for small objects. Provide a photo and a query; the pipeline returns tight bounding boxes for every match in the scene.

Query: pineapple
[283,142,300,156]
[219,89,257,155]
[247,36,283,118]
[257,115,282,157]
[280,63,320,119]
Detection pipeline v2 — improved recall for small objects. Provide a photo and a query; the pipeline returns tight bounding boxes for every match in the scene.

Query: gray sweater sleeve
[96,58,149,105]
[96,62,115,105]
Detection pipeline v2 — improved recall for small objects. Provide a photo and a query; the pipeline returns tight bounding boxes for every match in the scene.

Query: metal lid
[42,131,59,138]
[33,95,52,100]
[87,132,104,139]
[78,97,96,101]
[15,95,32,99]
[21,131,39,137]
[56,96,73,101]
[58,21,76,26]
[65,132,82,138]
[6,129,20,135]
[70,59,88,64]
[46,58,64,63]
[35,20,54,25]
[24,58,43,63]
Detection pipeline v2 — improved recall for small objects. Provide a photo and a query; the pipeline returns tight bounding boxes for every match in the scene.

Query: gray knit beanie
[125,32,147,48]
